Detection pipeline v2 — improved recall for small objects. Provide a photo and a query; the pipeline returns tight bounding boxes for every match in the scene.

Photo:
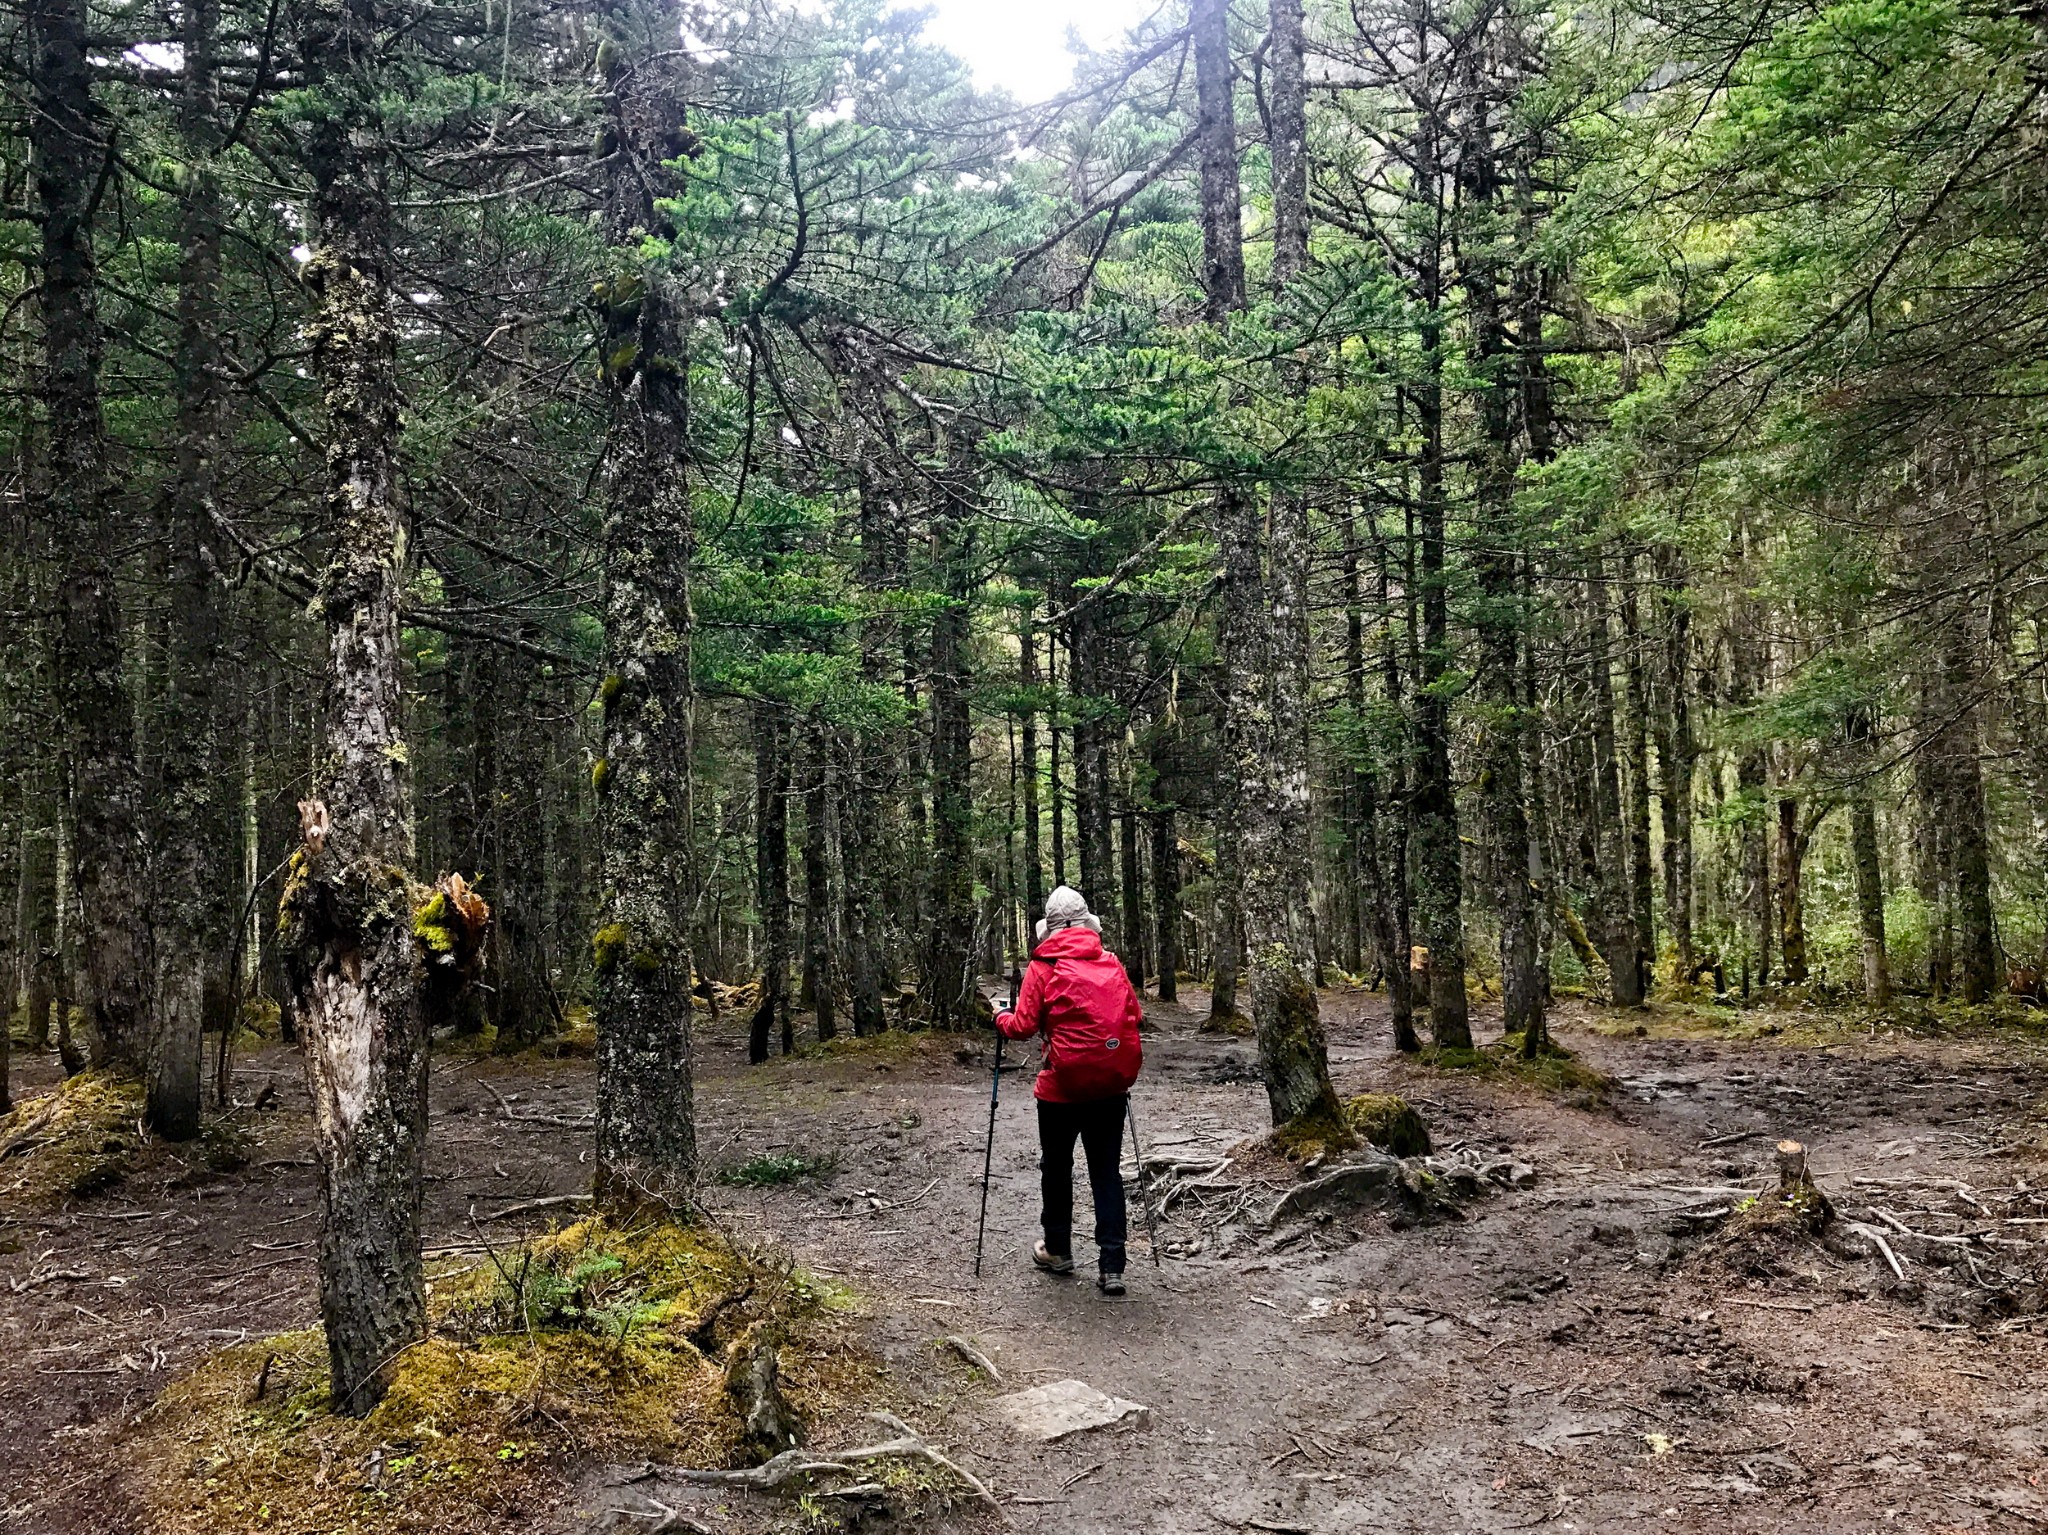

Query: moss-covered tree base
[1270,1091,1433,1161]
[1342,1092,1432,1156]
[132,1216,884,1535]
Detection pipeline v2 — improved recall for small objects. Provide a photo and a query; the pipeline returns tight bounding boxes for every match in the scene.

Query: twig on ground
[942,1335,1003,1382]
[478,1193,594,1221]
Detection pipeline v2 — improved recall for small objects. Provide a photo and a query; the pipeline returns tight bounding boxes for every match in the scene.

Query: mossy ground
[1589,992,2048,1049]
[0,1072,254,1209]
[790,1027,934,1066]
[0,1071,147,1204]
[1418,1037,1616,1104]
[133,1216,885,1535]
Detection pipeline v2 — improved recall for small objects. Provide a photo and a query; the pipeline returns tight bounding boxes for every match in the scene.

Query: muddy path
[6,993,2048,1534]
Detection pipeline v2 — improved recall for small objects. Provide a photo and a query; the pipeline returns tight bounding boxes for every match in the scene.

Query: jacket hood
[1033,924,1105,961]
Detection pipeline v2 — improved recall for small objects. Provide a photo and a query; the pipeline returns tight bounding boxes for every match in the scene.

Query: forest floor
[6,987,2048,1534]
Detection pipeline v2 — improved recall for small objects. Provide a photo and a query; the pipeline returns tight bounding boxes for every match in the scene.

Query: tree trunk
[1119,794,1148,988]
[1192,0,1247,320]
[798,715,836,1041]
[1019,612,1045,927]
[31,0,149,1075]
[924,510,975,1027]
[1372,513,1421,1052]
[1151,808,1180,1002]
[593,7,698,1200]
[833,335,898,1035]
[1943,626,1998,1002]
[1408,135,1471,1047]
[749,701,791,1063]
[1775,797,1813,986]
[1193,0,1332,1118]
[1454,64,1542,1045]
[1587,558,1642,1007]
[490,657,555,1051]
[281,0,445,1414]
[1848,709,1892,1006]
[1653,545,1695,978]
[143,0,229,1138]
[1618,562,1657,995]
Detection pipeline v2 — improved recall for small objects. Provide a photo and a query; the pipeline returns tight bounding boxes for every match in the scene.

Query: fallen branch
[1847,1221,1908,1281]
[1699,1130,1762,1149]
[653,1411,1009,1523]
[478,1193,594,1222]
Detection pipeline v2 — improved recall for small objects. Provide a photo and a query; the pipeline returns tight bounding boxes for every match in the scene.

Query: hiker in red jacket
[994,885,1144,1296]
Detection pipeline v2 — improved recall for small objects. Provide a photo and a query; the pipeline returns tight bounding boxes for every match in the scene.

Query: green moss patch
[134,1216,885,1535]
[1419,1037,1616,1103]
[715,1152,837,1187]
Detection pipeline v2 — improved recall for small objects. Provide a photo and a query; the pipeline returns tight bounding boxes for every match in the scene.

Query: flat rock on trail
[6,991,2048,1534]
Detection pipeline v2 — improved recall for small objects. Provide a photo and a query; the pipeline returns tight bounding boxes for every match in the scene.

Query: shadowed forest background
[6,0,2048,1530]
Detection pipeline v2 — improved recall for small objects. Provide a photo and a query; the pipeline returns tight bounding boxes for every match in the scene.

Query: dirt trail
[6,993,2048,1534]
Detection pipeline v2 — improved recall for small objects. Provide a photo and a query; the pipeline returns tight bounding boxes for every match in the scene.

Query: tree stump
[1775,1138,1809,1190]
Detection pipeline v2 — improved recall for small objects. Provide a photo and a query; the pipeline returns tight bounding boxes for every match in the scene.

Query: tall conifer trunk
[592,2,698,1200]
[282,0,440,1414]
[1192,0,1335,1121]
[1455,36,1543,1043]
[30,0,149,1073]
[149,0,229,1137]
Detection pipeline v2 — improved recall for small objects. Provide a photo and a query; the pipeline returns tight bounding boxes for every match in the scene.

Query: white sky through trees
[911,0,1162,100]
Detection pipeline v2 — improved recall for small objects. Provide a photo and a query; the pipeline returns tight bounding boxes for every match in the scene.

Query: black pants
[1038,1094,1128,1275]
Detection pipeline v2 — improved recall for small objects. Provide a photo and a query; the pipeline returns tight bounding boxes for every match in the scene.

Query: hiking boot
[1097,1271,1126,1297]
[1032,1242,1075,1275]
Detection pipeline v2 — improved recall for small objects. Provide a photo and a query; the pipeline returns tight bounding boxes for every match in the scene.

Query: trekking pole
[973,1031,1005,1279]
[1125,1096,1165,1268]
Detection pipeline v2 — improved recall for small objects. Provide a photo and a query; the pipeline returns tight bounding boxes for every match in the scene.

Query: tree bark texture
[593,4,698,1201]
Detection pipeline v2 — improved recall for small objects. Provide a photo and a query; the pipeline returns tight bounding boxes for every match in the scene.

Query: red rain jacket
[995,925,1145,1103]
